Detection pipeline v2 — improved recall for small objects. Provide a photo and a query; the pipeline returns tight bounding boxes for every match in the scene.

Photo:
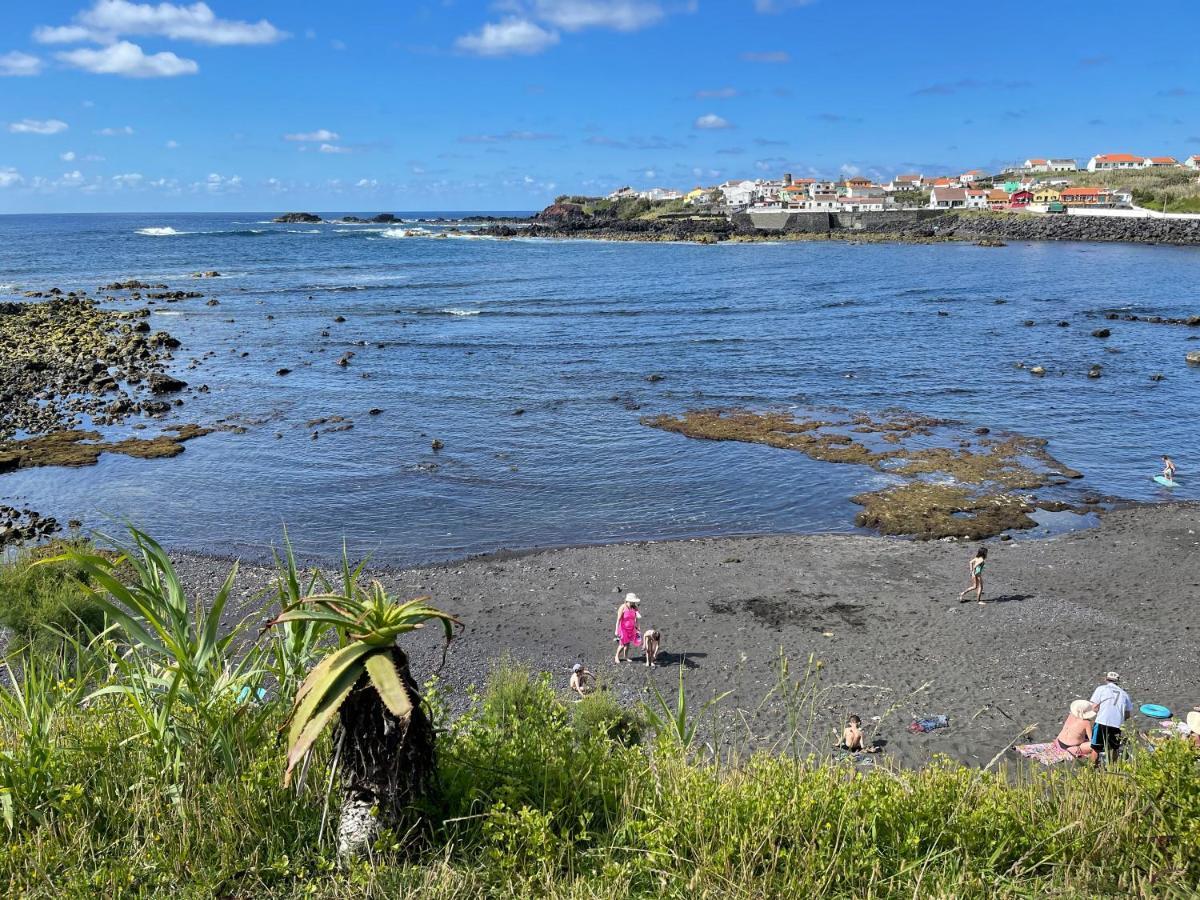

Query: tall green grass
[0,531,1197,897]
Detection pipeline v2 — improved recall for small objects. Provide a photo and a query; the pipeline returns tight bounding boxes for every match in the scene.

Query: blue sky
[1,0,1198,213]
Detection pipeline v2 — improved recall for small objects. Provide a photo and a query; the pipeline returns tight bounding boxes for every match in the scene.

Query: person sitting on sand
[613,593,642,664]
[1054,699,1098,763]
[840,715,879,753]
[569,663,595,698]
[1188,711,1200,750]
[958,547,988,604]
[1162,455,1177,481]
[642,628,661,668]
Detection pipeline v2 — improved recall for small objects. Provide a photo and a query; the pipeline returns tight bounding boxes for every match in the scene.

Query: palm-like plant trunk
[334,646,435,858]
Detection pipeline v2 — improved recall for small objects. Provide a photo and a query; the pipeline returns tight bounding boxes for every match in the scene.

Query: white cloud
[319,143,350,154]
[112,172,144,186]
[8,118,69,134]
[456,18,559,56]
[0,51,42,76]
[839,163,860,177]
[58,41,198,77]
[694,113,732,130]
[35,1,287,46]
[284,129,339,142]
[355,178,378,188]
[528,0,664,31]
[61,151,77,161]
[95,124,134,135]
[165,139,179,148]
[754,0,817,10]
[460,130,557,143]
[195,171,241,193]
[0,167,23,188]
[60,170,85,185]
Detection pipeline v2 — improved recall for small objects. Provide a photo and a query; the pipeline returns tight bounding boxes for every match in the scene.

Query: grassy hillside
[1040,167,1200,212]
[1,538,1198,898]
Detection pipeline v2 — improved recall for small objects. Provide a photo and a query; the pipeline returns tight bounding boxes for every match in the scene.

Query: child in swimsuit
[958,547,987,604]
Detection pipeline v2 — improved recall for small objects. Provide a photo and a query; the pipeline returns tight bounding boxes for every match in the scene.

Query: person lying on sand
[958,546,987,604]
[840,715,879,753]
[1054,699,1099,763]
[614,593,642,664]
[642,628,661,668]
[569,663,595,698]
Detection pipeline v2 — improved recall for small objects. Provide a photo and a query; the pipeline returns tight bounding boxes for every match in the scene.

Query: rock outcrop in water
[274,212,323,224]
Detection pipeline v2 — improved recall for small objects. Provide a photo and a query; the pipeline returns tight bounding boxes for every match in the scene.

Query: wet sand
[178,502,1199,769]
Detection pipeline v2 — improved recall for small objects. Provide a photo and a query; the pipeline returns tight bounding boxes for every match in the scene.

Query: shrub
[0,540,106,649]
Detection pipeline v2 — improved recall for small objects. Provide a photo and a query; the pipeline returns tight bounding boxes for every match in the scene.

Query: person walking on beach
[958,547,988,604]
[1089,672,1134,765]
[613,593,642,664]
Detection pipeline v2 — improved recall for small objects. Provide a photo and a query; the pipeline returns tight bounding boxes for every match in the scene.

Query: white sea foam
[379,227,432,239]
[136,226,193,236]
[441,308,481,317]
[284,229,321,234]
[0,283,17,292]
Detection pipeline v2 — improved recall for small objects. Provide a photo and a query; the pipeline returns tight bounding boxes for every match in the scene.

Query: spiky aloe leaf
[283,664,360,787]
[288,642,375,750]
[364,652,413,721]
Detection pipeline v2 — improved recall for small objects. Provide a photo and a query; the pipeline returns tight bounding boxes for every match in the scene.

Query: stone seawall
[735,209,944,234]
[905,211,1200,245]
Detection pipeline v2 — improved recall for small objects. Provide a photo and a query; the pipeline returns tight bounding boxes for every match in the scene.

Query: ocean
[1,212,1197,563]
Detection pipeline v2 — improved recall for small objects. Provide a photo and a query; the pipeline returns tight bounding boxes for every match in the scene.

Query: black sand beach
[177,502,1198,769]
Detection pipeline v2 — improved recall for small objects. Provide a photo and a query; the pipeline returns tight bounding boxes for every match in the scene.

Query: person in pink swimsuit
[613,593,642,664]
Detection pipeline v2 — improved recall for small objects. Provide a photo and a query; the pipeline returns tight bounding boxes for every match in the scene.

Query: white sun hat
[625,593,641,605]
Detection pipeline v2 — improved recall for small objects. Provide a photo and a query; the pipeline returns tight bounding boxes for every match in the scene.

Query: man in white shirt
[1089,671,1134,764]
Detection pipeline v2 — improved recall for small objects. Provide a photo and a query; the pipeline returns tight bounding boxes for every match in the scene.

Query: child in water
[1162,455,1177,482]
[958,546,987,604]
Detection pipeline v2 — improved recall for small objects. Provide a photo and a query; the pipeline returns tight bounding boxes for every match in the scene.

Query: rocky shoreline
[0,280,225,548]
[470,203,1200,247]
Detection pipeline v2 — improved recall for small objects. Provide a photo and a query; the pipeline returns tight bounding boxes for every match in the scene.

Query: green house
[1003,180,1022,193]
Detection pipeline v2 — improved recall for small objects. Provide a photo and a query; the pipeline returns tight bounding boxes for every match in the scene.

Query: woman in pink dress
[613,593,642,664]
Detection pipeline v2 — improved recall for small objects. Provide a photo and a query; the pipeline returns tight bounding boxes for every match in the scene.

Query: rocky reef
[0,288,219,548]
[273,212,323,223]
[642,408,1088,540]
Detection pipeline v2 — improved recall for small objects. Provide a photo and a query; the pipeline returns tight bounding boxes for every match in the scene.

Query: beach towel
[1015,742,1075,766]
[907,715,949,734]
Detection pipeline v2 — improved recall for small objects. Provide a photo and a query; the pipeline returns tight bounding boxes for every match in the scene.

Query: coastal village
[610,152,1200,215]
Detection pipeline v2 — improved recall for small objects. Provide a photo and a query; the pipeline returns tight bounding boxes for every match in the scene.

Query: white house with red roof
[1087,153,1144,171]
[1142,156,1179,168]
[1185,155,1200,170]
[960,169,987,184]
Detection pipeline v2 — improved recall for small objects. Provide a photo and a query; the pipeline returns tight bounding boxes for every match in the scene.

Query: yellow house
[1033,187,1061,204]
[684,186,710,205]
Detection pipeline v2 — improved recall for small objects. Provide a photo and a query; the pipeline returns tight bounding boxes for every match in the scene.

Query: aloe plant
[266,580,460,857]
